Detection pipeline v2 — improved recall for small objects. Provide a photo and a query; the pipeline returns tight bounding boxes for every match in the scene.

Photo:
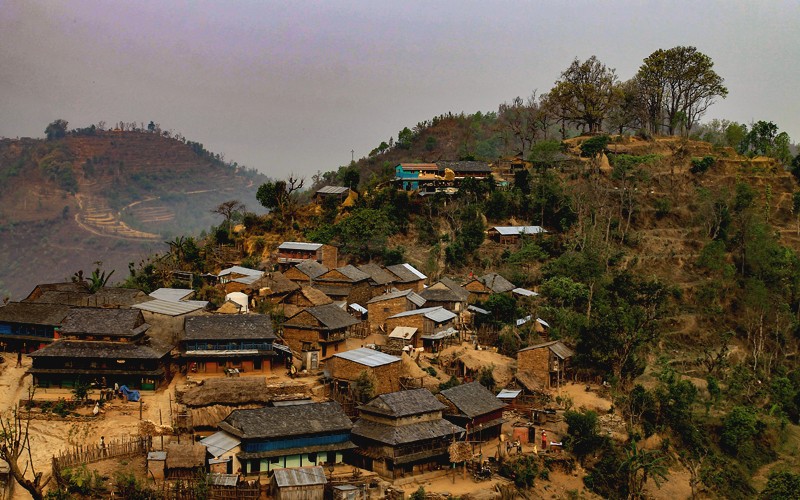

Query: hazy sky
[2,1,799,179]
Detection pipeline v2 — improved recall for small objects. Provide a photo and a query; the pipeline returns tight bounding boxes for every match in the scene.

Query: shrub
[690,156,716,174]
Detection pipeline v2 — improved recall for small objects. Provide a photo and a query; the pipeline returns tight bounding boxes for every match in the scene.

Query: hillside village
[3,128,800,500]
[4,45,800,499]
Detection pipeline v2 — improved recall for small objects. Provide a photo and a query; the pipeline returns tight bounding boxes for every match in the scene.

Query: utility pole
[351,149,354,163]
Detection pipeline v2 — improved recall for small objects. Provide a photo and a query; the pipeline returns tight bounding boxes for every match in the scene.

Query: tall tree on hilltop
[211,199,245,238]
[549,56,620,134]
[256,175,305,223]
[636,46,727,135]
[44,119,68,140]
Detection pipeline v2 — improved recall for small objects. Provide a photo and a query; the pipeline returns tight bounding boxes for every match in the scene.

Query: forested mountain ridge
[0,126,268,298]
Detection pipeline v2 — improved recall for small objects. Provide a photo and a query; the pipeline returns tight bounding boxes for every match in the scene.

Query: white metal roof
[133,299,207,316]
[218,266,263,277]
[200,431,241,458]
[232,274,261,285]
[388,326,418,340]
[497,389,522,399]
[516,315,532,326]
[492,226,547,236]
[278,241,323,251]
[467,305,490,315]
[421,327,457,340]
[273,466,327,487]
[316,185,350,195]
[149,288,194,302]
[333,347,400,367]
[512,287,539,297]
[349,303,367,314]
[536,318,550,328]
[425,307,457,323]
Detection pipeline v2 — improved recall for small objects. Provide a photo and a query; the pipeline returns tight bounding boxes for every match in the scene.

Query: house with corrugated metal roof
[284,260,329,284]
[487,225,547,244]
[219,401,354,475]
[277,241,338,270]
[313,185,352,205]
[329,347,402,396]
[350,388,465,479]
[271,466,327,500]
[384,307,457,350]
[517,340,574,390]
[366,288,425,334]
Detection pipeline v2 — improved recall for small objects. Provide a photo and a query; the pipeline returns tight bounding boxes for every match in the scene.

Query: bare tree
[211,199,246,237]
[0,390,50,500]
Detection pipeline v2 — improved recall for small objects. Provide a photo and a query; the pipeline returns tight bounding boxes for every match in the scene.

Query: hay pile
[139,419,173,436]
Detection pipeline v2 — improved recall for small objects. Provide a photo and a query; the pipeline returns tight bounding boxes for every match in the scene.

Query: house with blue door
[218,401,354,476]
[182,315,277,375]
[394,163,439,190]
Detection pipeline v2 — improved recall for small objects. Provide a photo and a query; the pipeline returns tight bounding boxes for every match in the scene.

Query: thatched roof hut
[178,377,309,407]
[165,443,206,472]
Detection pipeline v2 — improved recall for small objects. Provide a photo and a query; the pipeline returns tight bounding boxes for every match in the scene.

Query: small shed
[165,443,207,479]
[496,389,523,406]
[147,451,167,480]
[271,466,327,500]
[517,341,574,390]
[333,484,367,500]
[329,347,402,396]
[200,431,241,474]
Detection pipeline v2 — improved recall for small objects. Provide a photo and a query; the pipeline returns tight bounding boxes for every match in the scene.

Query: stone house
[282,304,359,358]
[276,242,338,270]
[350,389,464,479]
[329,347,402,396]
[385,264,426,293]
[438,382,506,441]
[384,307,457,349]
[284,260,329,284]
[0,302,72,352]
[464,273,515,302]
[311,265,372,305]
[366,289,425,333]
[356,263,397,298]
[517,341,574,390]
[487,225,547,245]
[182,314,277,375]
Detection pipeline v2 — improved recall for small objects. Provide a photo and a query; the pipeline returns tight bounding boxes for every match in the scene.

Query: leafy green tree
[334,208,395,260]
[338,165,360,190]
[725,122,747,149]
[549,56,620,133]
[351,370,376,403]
[256,175,304,221]
[759,470,800,500]
[478,365,495,392]
[211,199,245,238]
[45,119,68,140]
[564,409,604,465]
[580,135,610,158]
[482,293,518,326]
[397,127,414,149]
[739,120,779,156]
[636,46,727,134]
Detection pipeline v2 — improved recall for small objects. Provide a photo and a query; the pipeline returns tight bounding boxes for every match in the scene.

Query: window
[308,453,317,464]
[270,457,280,464]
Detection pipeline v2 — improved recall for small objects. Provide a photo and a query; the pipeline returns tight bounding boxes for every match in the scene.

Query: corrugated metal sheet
[512,287,538,297]
[149,288,194,302]
[424,308,457,323]
[467,305,489,315]
[388,306,443,319]
[549,342,574,360]
[278,242,323,251]
[133,299,207,316]
[208,473,238,487]
[200,431,240,458]
[420,327,457,340]
[497,389,522,399]
[388,326,417,340]
[536,318,550,328]
[316,186,350,195]
[218,266,263,277]
[272,466,327,487]
[516,315,532,326]
[334,347,400,367]
[348,303,367,314]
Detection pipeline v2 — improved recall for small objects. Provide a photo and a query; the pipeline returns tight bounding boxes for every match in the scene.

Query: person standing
[541,430,547,451]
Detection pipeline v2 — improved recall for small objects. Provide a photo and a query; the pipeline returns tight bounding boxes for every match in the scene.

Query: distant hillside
[0,130,269,298]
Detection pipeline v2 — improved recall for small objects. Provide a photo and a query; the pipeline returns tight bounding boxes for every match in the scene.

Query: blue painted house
[394,163,439,190]
[219,401,354,475]
[0,302,72,352]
